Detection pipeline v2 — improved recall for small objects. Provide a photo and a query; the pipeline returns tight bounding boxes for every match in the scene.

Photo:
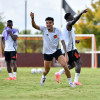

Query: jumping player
[30,12,76,87]
[1,20,19,80]
[55,9,88,85]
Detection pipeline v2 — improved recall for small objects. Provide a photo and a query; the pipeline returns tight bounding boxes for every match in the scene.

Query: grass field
[0,67,100,100]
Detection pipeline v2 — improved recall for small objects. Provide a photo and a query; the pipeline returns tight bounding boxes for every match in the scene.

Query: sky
[0,0,95,34]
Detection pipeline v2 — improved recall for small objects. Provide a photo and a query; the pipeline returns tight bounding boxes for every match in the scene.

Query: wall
[17,53,91,67]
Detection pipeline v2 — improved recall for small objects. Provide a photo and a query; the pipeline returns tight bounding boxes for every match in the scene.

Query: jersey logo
[74,52,79,58]
[12,56,16,59]
[46,34,49,36]
[54,35,57,38]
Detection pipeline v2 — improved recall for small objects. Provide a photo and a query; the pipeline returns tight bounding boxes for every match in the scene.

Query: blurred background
[0,0,100,68]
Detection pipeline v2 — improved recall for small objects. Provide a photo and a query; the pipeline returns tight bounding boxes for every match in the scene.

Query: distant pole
[60,0,63,29]
[25,0,27,53]
[25,0,27,34]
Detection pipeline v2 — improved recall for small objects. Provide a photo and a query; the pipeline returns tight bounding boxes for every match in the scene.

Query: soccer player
[30,12,76,87]
[55,9,88,85]
[1,20,19,80]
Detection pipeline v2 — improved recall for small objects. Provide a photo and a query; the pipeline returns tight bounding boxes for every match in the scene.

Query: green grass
[0,67,100,100]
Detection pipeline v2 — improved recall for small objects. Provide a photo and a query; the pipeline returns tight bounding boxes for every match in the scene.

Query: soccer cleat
[6,77,13,80]
[55,72,60,83]
[13,77,16,80]
[40,77,46,86]
[73,81,83,85]
[69,83,76,87]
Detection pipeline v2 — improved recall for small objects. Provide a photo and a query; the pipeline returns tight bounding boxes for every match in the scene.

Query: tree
[74,0,100,50]
[34,31,42,35]
[0,13,5,34]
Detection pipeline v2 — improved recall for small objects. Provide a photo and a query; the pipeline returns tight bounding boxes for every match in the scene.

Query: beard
[47,26,51,31]
[48,29,51,31]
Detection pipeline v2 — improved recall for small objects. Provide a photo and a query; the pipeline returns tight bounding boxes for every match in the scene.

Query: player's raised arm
[67,9,88,27]
[30,12,40,30]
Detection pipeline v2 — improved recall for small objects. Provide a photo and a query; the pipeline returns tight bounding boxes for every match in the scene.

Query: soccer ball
[31,68,37,74]
[37,68,43,73]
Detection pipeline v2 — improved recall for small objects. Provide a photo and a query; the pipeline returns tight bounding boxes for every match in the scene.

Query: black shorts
[4,51,17,61]
[67,49,80,65]
[44,49,62,61]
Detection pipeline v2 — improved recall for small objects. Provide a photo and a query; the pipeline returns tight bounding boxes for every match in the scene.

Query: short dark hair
[64,13,71,20]
[7,20,13,23]
[45,17,54,22]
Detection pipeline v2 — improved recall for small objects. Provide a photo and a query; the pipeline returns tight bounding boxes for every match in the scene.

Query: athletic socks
[74,73,80,82]
[42,75,46,79]
[9,72,17,78]
[67,78,72,84]
[59,69,65,75]
[13,72,16,77]
[9,73,13,78]
[59,69,73,84]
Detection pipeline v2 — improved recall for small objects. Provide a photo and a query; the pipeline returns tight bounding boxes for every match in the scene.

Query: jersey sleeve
[58,29,64,41]
[14,32,19,36]
[40,26,45,32]
[14,29,19,36]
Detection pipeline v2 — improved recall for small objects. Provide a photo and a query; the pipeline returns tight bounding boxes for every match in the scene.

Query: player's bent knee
[76,58,82,66]
[75,67,81,73]
[58,55,68,67]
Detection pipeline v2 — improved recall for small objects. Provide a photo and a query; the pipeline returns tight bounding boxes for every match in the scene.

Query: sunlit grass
[0,67,100,100]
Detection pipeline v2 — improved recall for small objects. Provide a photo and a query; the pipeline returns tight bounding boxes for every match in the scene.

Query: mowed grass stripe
[0,67,100,100]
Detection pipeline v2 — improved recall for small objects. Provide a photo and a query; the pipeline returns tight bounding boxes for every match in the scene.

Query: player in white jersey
[1,20,19,80]
[55,9,88,85]
[30,12,76,87]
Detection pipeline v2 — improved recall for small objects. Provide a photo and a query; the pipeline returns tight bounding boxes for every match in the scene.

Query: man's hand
[30,12,34,19]
[7,31,12,34]
[30,12,40,30]
[65,53,69,63]
[75,40,80,44]
[81,9,88,14]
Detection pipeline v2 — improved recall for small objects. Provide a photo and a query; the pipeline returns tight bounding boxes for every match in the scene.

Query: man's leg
[12,61,17,72]
[6,61,13,80]
[4,52,13,80]
[68,62,75,69]
[11,51,17,80]
[40,60,52,86]
[55,61,75,83]
[11,60,17,80]
[58,55,76,87]
[58,62,75,74]
[73,58,83,85]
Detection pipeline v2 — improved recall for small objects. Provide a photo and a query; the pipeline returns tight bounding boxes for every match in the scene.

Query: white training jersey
[40,26,64,54]
[4,32,19,51]
[61,26,76,53]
